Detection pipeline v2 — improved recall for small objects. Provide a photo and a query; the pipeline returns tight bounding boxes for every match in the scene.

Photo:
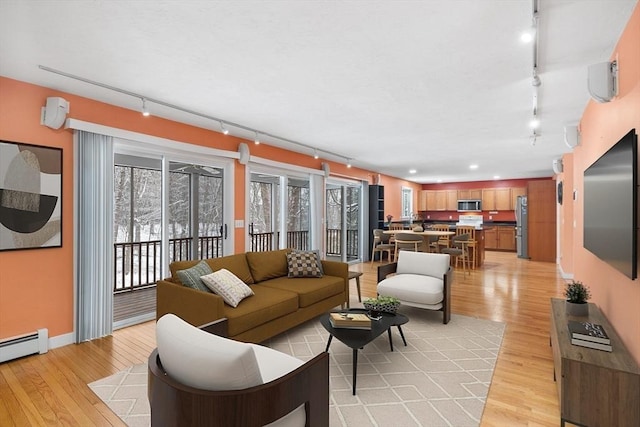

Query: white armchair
[149,314,329,426]
[377,251,452,324]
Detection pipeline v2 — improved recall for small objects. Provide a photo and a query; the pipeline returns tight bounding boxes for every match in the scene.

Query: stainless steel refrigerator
[515,195,529,259]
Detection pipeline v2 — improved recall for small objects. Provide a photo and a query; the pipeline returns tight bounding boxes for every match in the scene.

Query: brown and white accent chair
[148,314,329,427]
[377,251,452,324]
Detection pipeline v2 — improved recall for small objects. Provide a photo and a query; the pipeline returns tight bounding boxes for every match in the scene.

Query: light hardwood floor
[0,251,567,426]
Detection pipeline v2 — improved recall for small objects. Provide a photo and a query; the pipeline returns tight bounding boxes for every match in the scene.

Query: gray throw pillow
[176,260,213,292]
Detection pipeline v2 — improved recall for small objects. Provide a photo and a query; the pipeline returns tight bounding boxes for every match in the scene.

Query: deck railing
[114,236,222,293]
[115,228,359,292]
[326,228,359,257]
[248,229,310,252]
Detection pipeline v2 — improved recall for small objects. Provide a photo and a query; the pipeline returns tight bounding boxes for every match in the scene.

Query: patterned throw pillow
[200,269,254,307]
[286,251,322,278]
[293,249,324,275]
[176,261,213,293]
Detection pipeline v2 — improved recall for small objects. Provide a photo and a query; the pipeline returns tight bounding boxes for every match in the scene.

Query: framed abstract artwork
[0,140,62,251]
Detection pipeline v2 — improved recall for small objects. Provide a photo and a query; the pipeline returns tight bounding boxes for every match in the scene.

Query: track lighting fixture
[141,98,150,117]
[38,65,356,168]
[313,149,319,160]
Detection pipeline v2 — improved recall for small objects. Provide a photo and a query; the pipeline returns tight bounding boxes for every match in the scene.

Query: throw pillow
[293,249,324,275]
[200,269,254,307]
[176,260,213,293]
[286,251,322,278]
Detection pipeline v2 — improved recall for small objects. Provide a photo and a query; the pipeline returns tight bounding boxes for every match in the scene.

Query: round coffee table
[320,308,409,395]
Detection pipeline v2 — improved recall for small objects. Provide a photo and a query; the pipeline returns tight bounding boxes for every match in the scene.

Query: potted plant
[564,280,591,316]
[364,295,400,319]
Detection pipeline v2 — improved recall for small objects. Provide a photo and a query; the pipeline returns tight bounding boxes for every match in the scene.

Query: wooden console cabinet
[549,298,640,427]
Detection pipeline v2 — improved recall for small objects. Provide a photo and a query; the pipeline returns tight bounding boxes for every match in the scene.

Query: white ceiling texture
[0,1,636,183]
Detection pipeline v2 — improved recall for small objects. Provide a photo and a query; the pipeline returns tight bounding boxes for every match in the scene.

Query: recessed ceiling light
[529,118,540,128]
[469,164,479,170]
[437,179,443,183]
[493,175,500,180]
[409,169,417,174]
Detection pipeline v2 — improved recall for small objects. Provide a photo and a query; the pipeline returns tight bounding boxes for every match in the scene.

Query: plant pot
[364,300,400,314]
[566,301,589,317]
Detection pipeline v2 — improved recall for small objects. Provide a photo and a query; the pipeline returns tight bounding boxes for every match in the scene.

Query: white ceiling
[0,0,636,183]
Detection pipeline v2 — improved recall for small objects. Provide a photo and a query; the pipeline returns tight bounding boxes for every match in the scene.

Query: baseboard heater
[0,329,48,363]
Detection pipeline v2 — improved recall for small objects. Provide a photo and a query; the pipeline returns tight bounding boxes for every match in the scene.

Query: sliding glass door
[112,151,231,327]
[248,171,311,252]
[326,180,363,263]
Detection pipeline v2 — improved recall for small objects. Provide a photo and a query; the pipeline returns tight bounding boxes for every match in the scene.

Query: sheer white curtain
[75,131,114,342]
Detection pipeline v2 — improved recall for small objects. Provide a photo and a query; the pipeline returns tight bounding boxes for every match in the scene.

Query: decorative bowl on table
[363,296,400,315]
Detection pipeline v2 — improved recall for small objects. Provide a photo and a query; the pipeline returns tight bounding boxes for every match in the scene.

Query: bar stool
[455,226,477,269]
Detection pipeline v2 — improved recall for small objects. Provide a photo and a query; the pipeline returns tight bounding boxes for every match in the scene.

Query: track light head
[254,132,260,145]
[141,98,150,117]
[346,159,352,168]
[313,149,319,159]
[221,122,229,135]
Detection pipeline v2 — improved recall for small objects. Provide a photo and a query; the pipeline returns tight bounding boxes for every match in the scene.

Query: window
[401,187,413,219]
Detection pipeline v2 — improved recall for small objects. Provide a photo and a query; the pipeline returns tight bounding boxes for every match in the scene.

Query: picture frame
[0,140,63,251]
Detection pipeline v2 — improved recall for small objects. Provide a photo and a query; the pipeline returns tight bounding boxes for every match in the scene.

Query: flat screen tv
[583,128,638,280]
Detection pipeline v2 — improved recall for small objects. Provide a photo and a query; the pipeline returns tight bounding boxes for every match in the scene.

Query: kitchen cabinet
[484,225,516,251]
[482,188,511,211]
[445,190,457,210]
[425,190,437,210]
[457,189,482,200]
[511,187,527,210]
[418,190,427,211]
[420,190,458,211]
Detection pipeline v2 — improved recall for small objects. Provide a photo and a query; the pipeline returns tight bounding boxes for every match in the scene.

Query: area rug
[89,307,505,427]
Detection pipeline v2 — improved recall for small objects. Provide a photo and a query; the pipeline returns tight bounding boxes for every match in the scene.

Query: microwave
[457,199,482,212]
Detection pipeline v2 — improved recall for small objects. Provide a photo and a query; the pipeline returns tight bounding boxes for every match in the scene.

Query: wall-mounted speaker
[321,162,330,178]
[237,142,250,165]
[587,61,617,103]
[564,124,580,149]
[552,158,564,174]
[40,97,69,129]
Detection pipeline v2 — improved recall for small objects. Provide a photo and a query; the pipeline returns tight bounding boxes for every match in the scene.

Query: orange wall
[565,3,640,363]
[0,76,407,340]
[558,153,574,277]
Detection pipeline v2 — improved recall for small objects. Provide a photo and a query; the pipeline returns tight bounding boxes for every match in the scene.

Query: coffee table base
[325,324,407,395]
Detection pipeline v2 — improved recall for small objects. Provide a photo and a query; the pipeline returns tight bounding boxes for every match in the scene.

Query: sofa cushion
[175,261,213,293]
[156,314,263,391]
[207,254,255,285]
[377,274,444,306]
[397,251,450,278]
[246,249,290,282]
[222,285,299,337]
[170,253,254,285]
[201,269,254,307]
[286,251,322,278]
[259,275,344,308]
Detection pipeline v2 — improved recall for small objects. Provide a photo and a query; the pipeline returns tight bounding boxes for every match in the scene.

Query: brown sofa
[157,249,349,343]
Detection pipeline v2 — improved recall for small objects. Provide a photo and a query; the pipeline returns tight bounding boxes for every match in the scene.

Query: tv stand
[549,298,640,426]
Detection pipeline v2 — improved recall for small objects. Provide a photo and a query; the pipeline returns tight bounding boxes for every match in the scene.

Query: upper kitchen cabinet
[511,187,527,210]
[418,190,427,211]
[445,190,457,210]
[457,189,482,200]
[483,188,511,211]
